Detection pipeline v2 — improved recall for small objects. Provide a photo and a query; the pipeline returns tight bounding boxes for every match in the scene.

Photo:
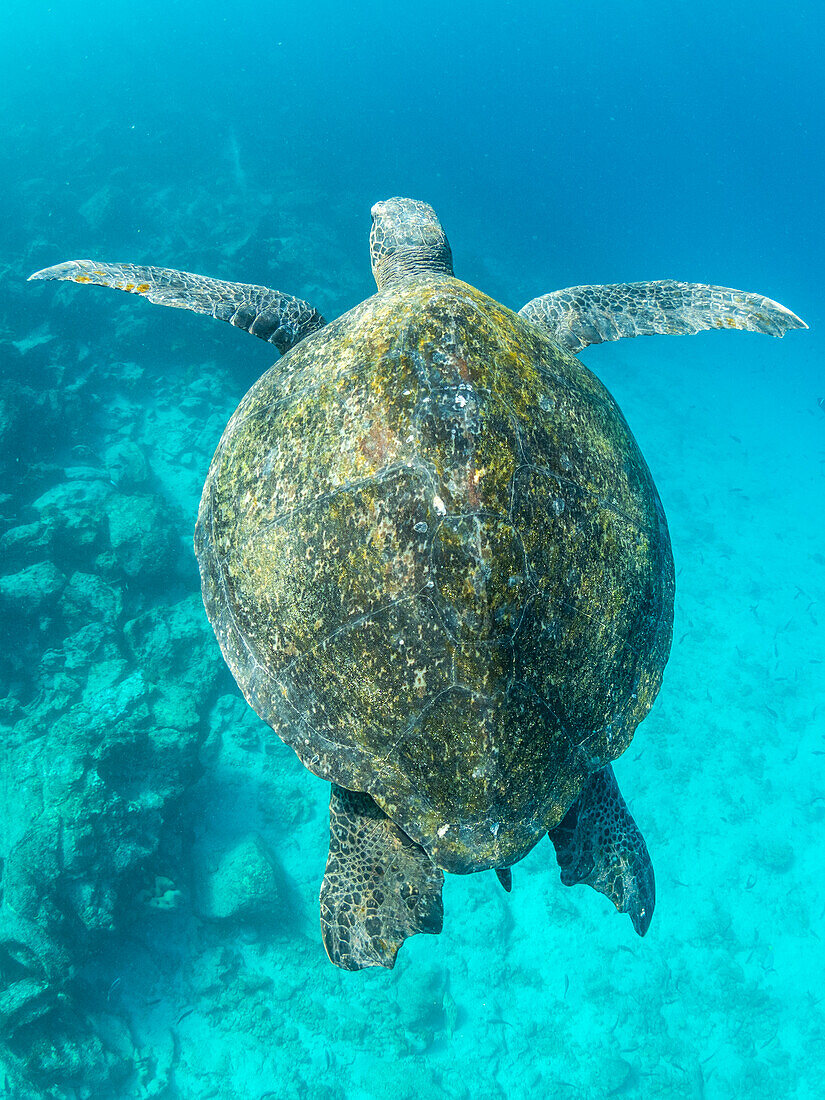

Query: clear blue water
[1,2,823,1097]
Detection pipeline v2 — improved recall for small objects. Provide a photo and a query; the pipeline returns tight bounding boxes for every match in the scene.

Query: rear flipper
[320,786,444,971]
[548,765,654,936]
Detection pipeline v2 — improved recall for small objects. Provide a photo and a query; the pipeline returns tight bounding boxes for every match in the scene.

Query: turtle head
[370,197,454,291]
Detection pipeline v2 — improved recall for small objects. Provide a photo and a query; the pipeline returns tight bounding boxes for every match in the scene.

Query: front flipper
[548,765,654,936]
[28,260,325,354]
[320,786,444,971]
[519,280,806,354]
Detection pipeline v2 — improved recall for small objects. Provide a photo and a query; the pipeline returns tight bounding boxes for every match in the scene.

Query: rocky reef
[0,161,359,1098]
[0,386,223,1095]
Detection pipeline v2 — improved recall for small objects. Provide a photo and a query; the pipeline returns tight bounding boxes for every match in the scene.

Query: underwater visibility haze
[1,2,823,1098]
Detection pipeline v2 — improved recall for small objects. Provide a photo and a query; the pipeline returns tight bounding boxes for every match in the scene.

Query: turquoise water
[1,2,823,1097]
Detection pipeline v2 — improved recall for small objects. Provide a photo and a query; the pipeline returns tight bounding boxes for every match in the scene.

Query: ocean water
[1,1,823,1097]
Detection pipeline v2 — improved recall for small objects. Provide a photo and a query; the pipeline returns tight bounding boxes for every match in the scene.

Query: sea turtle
[29,198,805,970]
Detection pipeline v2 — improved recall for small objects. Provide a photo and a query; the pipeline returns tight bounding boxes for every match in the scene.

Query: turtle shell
[195,275,674,873]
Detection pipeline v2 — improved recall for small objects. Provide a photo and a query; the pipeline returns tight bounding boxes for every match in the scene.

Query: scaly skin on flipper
[519,280,807,354]
[28,260,325,354]
[320,786,444,971]
[548,764,654,935]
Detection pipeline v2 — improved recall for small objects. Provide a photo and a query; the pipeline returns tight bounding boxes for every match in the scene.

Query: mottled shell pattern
[195,203,674,874]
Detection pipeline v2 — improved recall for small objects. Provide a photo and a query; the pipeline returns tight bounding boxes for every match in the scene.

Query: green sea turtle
[29,198,805,970]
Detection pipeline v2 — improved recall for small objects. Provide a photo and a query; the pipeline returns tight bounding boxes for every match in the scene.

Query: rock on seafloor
[193,833,283,922]
[0,301,245,1095]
